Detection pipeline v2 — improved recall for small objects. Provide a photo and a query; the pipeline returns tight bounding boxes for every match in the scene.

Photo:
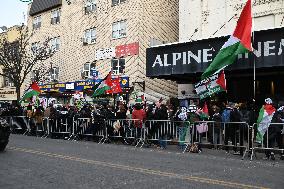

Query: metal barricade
[70,117,107,143]
[192,121,250,159]
[49,118,71,138]
[144,120,192,151]
[36,117,50,138]
[250,123,284,160]
[105,119,146,147]
[10,116,31,135]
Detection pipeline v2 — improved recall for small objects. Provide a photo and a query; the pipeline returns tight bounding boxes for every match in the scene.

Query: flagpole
[251,1,256,101]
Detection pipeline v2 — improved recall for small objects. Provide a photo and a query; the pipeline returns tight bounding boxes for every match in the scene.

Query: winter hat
[277,106,284,111]
[265,98,273,105]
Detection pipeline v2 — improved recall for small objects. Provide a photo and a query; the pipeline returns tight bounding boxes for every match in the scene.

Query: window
[112,0,126,6]
[51,8,61,25]
[112,20,126,39]
[33,15,41,29]
[111,58,125,75]
[85,0,97,14]
[47,67,59,82]
[3,70,14,87]
[31,70,39,81]
[50,37,60,51]
[83,28,96,45]
[81,63,91,79]
[31,42,39,54]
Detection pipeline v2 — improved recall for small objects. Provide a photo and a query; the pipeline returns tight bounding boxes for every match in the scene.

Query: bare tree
[0,25,55,103]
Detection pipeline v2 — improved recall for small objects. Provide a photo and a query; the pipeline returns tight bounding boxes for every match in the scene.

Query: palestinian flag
[201,0,252,79]
[20,82,41,102]
[256,104,276,143]
[92,72,112,97]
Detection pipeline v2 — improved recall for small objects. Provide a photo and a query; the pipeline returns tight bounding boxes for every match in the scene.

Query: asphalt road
[0,134,283,189]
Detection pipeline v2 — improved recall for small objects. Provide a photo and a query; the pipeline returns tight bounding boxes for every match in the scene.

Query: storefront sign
[66,83,75,90]
[95,47,116,60]
[116,42,139,58]
[0,88,17,101]
[75,80,95,91]
[146,27,284,77]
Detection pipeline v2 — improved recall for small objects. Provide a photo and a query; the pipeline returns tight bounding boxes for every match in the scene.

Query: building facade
[26,0,179,102]
[0,26,21,102]
[179,0,284,41]
[146,0,284,105]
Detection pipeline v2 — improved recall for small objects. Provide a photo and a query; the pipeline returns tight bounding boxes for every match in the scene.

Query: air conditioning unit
[81,70,90,79]
[90,38,96,44]
[82,38,89,45]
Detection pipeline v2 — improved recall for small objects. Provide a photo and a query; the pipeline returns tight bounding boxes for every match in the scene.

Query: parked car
[0,117,10,151]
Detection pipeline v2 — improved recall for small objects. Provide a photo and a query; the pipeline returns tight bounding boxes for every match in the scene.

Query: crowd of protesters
[0,97,283,160]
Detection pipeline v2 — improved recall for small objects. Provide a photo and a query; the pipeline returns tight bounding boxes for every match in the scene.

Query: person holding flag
[20,82,41,103]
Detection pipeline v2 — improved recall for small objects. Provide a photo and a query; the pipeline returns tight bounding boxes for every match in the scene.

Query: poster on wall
[95,47,116,60]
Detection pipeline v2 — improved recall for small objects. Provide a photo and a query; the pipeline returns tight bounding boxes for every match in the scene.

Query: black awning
[146,27,284,79]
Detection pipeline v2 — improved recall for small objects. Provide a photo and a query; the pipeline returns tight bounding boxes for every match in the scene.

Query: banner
[194,70,226,99]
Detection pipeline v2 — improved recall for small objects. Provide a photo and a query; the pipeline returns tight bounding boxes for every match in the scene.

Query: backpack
[189,143,201,153]
[221,109,231,123]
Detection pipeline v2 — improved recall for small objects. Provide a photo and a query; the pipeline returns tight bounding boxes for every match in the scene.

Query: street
[0,135,283,189]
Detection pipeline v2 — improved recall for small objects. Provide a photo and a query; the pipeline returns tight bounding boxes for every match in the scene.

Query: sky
[0,0,29,29]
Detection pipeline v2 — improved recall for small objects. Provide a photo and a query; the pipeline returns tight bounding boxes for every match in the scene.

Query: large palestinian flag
[202,0,252,79]
[20,82,41,102]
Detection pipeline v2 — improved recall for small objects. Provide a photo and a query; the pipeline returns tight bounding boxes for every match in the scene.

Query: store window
[112,0,126,6]
[111,58,125,75]
[50,37,60,51]
[112,20,126,39]
[83,28,96,45]
[33,15,41,29]
[51,8,61,25]
[85,0,97,14]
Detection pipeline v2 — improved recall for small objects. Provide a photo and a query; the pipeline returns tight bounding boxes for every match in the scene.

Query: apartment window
[83,28,96,45]
[112,20,126,39]
[112,0,126,6]
[31,42,39,54]
[50,37,60,51]
[85,0,97,14]
[31,70,39,81]
[33,15,41,29]
[111,58,125,75]
[3,70,14,87]
[51,8,61,25]
[81,63,91,79]
[47,67,59,82]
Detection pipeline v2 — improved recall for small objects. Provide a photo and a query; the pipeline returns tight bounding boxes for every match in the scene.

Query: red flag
[216,70,226,90]
[111,78,122,93]
[106,77,122,94]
